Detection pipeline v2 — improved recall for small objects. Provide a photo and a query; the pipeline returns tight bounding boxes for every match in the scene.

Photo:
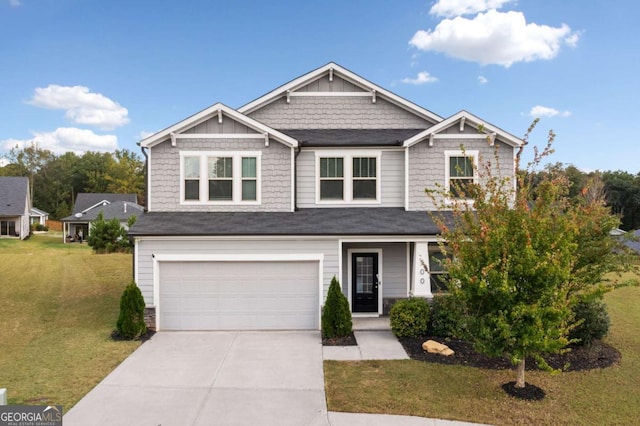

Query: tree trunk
[515,358,526,388]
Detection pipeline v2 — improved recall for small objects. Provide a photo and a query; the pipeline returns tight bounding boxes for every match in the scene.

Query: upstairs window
[208,157,233,200]
[184,156,200,201]
[446,151,478,199]
[181,151,260,204]
[352,157,377,199]
[319,157,344,200]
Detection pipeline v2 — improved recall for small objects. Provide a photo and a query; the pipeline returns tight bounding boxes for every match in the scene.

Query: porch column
[412,242,432,297]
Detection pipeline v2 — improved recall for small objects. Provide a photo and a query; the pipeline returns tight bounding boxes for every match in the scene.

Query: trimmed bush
[429,295,468,339]
[390,297,430,338]
[322,276,352,339]
[116,282,147,339]
[569,299,610,346]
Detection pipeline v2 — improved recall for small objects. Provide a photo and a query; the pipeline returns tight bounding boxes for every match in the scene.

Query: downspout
[294,144,303,211]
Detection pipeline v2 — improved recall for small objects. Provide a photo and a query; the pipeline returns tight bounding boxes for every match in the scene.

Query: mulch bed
[399,336,621,372]
[322,332,358,346]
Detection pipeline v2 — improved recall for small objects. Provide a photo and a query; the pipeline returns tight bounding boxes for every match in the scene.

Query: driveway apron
[64,331,328,426]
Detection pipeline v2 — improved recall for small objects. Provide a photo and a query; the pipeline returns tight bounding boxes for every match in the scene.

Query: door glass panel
[356,256,373,294]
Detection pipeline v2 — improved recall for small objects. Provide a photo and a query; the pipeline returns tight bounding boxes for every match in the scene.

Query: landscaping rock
[422,339,455,356]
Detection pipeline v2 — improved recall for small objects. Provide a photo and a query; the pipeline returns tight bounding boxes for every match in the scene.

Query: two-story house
[129,63,522,331]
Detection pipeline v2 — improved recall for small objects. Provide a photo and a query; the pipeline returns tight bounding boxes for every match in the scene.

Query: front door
[352,253,379,313]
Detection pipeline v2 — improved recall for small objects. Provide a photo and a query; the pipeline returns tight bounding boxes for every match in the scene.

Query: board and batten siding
[148,138,292,212]
[296,149,405,208]
[135,237,340,307]
[408,139,515,211]
[341,242,408,299]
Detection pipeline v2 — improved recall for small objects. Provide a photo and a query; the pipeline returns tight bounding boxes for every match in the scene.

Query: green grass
[0,233,140,410]
[324,274,640,425]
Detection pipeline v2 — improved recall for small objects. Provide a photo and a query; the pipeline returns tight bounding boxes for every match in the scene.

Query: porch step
[352,316,391,331]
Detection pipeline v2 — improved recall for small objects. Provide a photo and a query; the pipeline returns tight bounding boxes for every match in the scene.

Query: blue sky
[1,0,638,173]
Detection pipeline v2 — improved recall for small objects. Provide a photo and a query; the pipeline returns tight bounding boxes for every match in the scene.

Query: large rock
[422,340,455,356]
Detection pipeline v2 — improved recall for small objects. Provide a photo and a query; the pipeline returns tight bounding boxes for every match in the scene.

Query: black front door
[352,253,379,313]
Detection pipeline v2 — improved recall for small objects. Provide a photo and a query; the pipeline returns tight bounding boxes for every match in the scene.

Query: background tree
[428,122,625,390]
[4,142,55,205]
[105,149,145,205]
[87,211,135,253]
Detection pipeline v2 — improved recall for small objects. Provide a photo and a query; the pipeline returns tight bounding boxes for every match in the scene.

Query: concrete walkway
[64,328,488,426]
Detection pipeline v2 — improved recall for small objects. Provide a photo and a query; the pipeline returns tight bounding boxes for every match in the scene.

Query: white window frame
[315,150,382,204]
[444,150,478,201]
[179,151,261,205]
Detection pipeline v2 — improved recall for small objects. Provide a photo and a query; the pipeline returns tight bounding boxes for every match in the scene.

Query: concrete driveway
[64,331,327,426]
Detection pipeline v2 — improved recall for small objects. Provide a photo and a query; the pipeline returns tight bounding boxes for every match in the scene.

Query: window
[241,157,257,201]
[180,151,260,204]
[352,157,376,199]
[316,151,381,203]
[208,157,233,200]
[446,151,478,199]
[319,157,344,200]
[184,156,200,201]
[428,242,449,293]
[1,220,16,236]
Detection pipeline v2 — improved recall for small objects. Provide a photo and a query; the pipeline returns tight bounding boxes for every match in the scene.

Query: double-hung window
[428,242,449,293]
[445,150,478,199]
[319,157,344,200]
[181,151,260,204]
[317,151,380,203]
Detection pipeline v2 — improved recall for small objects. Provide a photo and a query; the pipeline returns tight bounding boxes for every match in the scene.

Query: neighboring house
[61,193,142,243]
[623,229,640,255]
[129,62,523,331]
[0,176,31,240]
[30,207,49,226]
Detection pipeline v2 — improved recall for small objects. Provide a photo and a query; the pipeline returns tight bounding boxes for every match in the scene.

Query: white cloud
[401,71,439,85]
[29,85,129,130]
[478,75,488,84]
[138,130,155,140]
[410,9,577,67]
[430,0,514,18]
[9,0,21,7]
[529,105,571,118]
[0,128,117,155]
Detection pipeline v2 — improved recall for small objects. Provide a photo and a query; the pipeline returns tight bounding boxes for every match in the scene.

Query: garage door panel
[159,260,319,330]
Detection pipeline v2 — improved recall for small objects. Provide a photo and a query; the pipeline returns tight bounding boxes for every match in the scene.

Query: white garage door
[159,260,320,330]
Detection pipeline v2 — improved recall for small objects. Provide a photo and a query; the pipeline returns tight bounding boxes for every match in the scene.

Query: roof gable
[238,62,442,124]
[403,110,523,148]
[73,193,137,214]
[0,176,29,216]
[139,103,298,148]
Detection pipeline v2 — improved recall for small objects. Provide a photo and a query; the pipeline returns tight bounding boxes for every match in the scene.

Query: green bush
[429,295,468,339]
[390,297,430,338]
[569,299,610,346]
[116,282,147,339]
[88,211,134,253]
[322,276,352,339]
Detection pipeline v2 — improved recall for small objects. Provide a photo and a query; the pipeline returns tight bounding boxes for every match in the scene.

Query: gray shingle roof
[62,200,144,222]
[128,208,450,237]
[279,129,426,147]
[72,193,138,214]
[0,177,29,216]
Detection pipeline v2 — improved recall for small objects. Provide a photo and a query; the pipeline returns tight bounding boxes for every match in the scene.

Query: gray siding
[248,96,431,129]
[341,242,408,299]
[296,75,366,92]
[185,116,254,134]
[296,149,404,208]
[149,138,292,212]
[408,139,515,210]
[135,237,340,306]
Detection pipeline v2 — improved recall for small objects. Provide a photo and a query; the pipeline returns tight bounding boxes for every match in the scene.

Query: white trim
[82,199,111,213]
[134,238,140,286]
[406,242,411,297]
[172,133,267,140]
[288,91,372,97]
[152,253,325,331]
[147,148,152,211]
[403,110,523,148]
[179,151,262,205]
[290,147,295,212]
[238,62,442,123]
[314,150,382,205]
[140,103,298,148]
[347,248,383,315]
[404,148,409,210]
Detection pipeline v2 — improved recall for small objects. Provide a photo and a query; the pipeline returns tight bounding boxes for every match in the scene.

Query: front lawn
[324,281,640,425]
[0,233,140,411]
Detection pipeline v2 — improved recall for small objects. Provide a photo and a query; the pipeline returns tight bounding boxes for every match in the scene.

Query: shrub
[116,282,147,339]
[322,276,352,339]
[569,299,610,346]
[88,211,133,253]
[390,297,430,338]
[429,295,468,339]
